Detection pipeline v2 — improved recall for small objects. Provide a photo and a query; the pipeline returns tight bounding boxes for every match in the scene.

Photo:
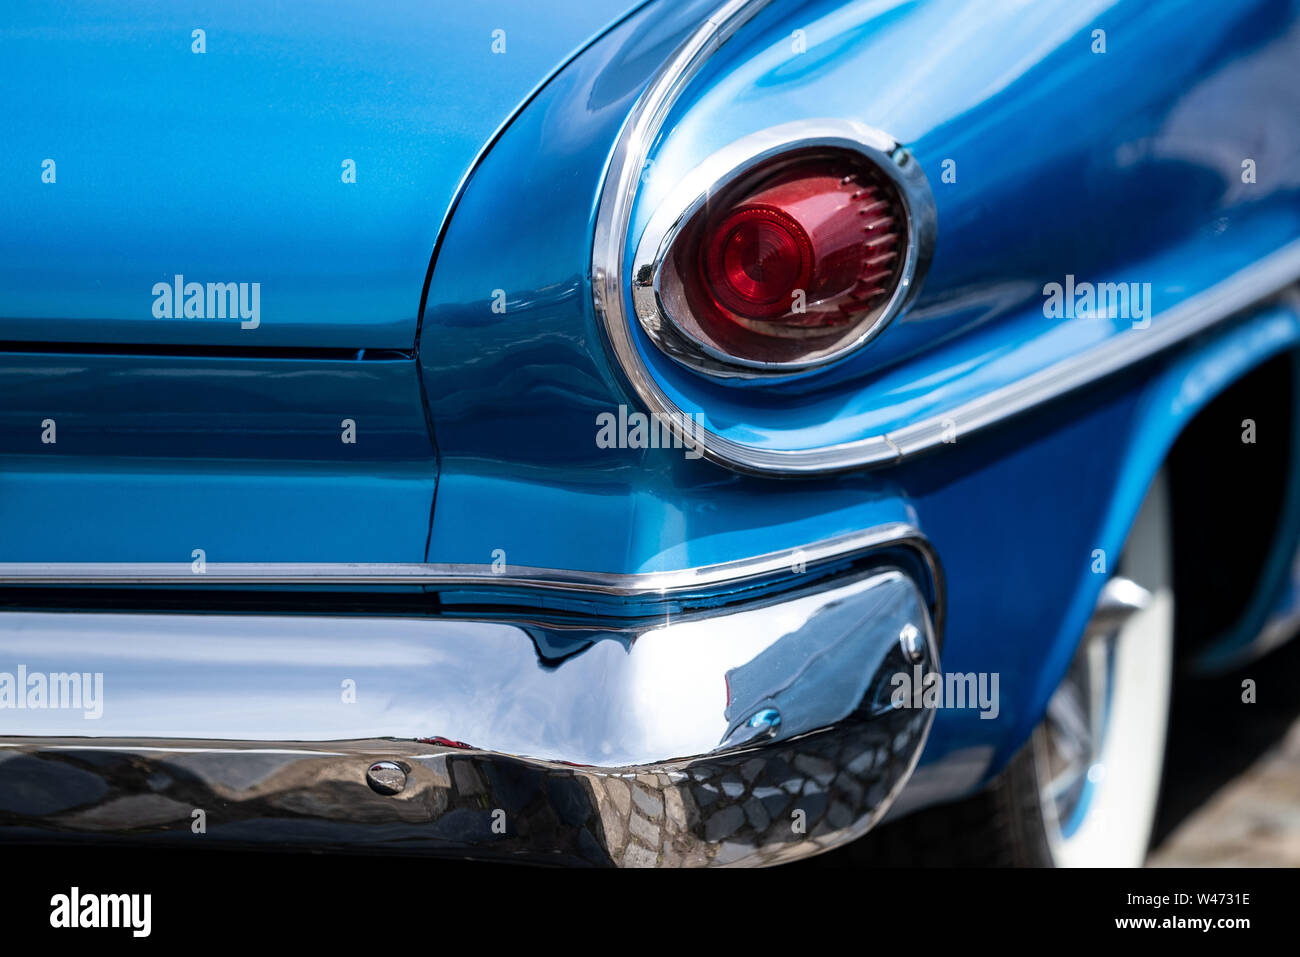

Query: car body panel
[625,0,1300,458]
[417,0,1300,797]
[915,301,1300,778]
[1,0,1298,853]
[0,0,642,348]
[0,349,436,561]
[0,459,437,563]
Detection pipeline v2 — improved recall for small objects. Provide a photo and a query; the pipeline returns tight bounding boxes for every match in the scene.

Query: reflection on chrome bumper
[0,568,938,866]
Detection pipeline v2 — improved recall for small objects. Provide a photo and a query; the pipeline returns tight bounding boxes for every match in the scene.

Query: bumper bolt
[899,623,925,664]
[366,760,407,795]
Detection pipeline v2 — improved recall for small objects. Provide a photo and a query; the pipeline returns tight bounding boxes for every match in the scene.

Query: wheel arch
[1018,298,1300,769]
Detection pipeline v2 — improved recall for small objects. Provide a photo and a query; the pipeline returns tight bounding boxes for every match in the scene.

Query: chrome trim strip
[882,253,1300,462]
[631,120,936,377]
[0,521,937,598]
[590,0,1300,473]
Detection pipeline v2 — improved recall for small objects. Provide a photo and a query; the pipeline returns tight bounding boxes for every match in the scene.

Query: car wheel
[837,469,1174,867]
[1022,468,1174,866]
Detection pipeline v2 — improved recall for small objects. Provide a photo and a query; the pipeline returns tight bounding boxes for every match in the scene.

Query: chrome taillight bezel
[630,121,937,379]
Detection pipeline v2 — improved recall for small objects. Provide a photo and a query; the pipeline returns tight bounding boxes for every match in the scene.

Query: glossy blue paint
[0,458,436,562]
[421,0,932,575]
[421,0,1300,568]
[1,0,1297,825]
[892,362,1143,777]
[628,0,1300,451]
[0,347,437,561]
[419,0,1300,799]
[1001,303,1300,772]
[0,0,640,348]
[0,352,433,460]
[888,301,1300,787]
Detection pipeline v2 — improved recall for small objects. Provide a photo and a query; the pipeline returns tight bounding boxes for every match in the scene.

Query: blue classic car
[1,0,1298,868]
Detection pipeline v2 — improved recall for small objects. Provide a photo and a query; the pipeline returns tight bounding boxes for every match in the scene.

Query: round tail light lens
[704,205,814,318]
[649,148,913,372]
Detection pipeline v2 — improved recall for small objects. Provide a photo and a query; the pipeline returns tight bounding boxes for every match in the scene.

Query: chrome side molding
[0,521,940,605]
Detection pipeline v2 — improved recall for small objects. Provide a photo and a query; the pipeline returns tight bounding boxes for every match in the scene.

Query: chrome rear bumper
[0,562,939,866]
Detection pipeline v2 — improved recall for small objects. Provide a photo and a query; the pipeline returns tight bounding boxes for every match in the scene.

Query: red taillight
[659,150,909,368]
[703,205,814,318]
